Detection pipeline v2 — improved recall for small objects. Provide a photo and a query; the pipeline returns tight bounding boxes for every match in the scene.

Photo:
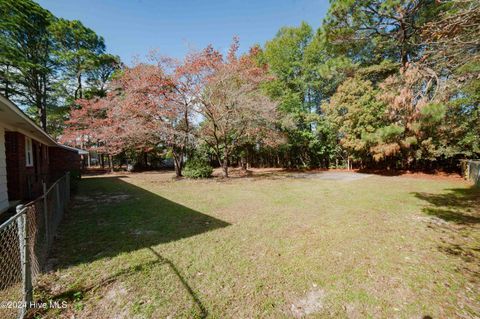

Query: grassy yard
[32,171,479,318]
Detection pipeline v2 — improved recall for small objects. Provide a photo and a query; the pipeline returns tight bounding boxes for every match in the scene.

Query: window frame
[25,137,33,167]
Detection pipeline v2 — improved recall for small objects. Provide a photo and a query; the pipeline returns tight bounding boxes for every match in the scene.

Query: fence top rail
[0,206,27,230]
[24,172,70,207]
[0,172,70,230]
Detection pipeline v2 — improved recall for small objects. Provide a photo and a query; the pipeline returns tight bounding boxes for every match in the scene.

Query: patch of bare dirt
[81,282,131,319]
[413,215,449,226]
[290,286,326,318]
[210,167,466,182]
[356,168,465,181]
[211,167,286,178]
[289,171,371,181]
[73,193,132,208]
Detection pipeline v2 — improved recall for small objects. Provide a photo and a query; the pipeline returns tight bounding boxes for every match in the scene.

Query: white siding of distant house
[0,126,8,213]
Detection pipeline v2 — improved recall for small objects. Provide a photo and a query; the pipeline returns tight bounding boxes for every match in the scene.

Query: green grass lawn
[32,171,479,318]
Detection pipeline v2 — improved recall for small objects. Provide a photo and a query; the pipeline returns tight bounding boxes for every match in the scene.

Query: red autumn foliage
[61,38,280,177]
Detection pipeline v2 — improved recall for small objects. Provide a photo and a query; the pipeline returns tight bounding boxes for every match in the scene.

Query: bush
[183,158,213,178]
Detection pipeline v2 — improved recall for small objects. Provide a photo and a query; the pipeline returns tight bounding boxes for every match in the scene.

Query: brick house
[0,95,85,214]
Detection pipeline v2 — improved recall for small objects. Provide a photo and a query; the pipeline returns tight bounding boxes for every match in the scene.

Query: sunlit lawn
[33,170,479,318]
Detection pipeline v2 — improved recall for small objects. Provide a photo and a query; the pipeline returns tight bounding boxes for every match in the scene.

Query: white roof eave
[0,95,87,154]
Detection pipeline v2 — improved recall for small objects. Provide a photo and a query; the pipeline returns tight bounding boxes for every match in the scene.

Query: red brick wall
[48,147,81,180]
[5,131,80,201]
[5,131,23,200]
[5,132,56,201]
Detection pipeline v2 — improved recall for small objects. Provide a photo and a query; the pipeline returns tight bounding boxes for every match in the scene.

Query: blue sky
[36,0,329,65]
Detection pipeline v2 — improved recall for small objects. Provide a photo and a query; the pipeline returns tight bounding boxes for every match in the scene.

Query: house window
[25,137,33,167]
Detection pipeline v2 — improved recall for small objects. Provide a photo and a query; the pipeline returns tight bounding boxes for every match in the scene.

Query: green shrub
[183,158,213,178]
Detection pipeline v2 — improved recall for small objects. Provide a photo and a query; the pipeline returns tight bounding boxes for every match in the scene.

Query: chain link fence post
[55,183,61,221]
[16,205,32,318]
[42,182,49,251]
[66,172,71,203]
[1,172,72,319]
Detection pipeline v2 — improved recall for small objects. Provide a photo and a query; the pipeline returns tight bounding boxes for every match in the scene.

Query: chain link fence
[0,172,71,319]
[460,160,480,186]
[0,213,23,319]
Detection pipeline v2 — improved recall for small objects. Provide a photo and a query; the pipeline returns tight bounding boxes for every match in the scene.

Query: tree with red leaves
[61,94,126,170]
[198,38,280,177]
[62,50,218,176]
[62,38,279,177]
[150,46,222,176]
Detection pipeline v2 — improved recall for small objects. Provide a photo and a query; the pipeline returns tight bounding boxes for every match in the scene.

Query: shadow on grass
[51,176,230,268]
[31,248,208,318]
[413,187,480,225]
[32,176,230,318]
[148,247,207,317]
[412,186,480,284]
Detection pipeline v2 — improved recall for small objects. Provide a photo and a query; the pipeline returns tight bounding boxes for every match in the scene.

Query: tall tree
[1,0,118,133]
[199,40,280,177]
[324,76,386,165]
[420,0,480,159]
[262,23,321,167]
[85,53,122,98]
[323,0,442,66]
[370,66,442,165]
[0,0,56,130]
[64,60,203,177]
[49,19,106,100]
[150,47,222,176]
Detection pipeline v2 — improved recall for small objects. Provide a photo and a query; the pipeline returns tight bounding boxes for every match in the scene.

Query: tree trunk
[398,16,409,67]
[75,72,83,99]
[173,150,183,177]
[222,147,229,177]
[222,159,229,178]
[36,93,47,132]
[109,155,114,173]
[143,152,148,168]
[174,160,182,177]
[41,73,48,132]
[240,157,247,171]
[4,65,10,99]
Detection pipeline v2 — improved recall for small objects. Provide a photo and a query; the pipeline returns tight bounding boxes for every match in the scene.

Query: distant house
[0,95,85,214]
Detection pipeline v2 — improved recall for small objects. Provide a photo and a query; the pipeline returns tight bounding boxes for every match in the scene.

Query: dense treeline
[0,0,121,137]
[259,0,479,171]
[1,0,479,175]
